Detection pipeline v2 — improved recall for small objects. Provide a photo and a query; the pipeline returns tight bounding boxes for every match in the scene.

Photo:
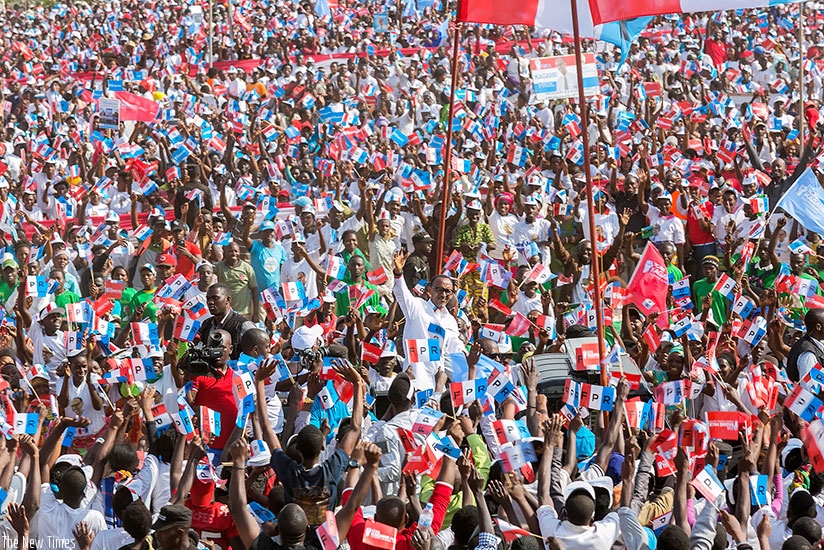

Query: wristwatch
[347,459,360,470]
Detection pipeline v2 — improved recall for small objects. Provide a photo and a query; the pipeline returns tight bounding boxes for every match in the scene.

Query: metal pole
[570,0,607,383]
[436,20,463,272]
[798,2,805,140]
[209,0,214,67]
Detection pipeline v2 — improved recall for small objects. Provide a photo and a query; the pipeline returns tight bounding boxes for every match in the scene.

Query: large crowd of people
[0,0,823,549]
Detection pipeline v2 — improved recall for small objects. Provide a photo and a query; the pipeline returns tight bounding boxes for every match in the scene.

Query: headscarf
[495,192,514,208]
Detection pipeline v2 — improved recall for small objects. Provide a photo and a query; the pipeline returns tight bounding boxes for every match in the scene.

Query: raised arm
[334,360,364,455]
[228,438,261,548]
[170,435,207,506]
[594,378,629,472]
[336,443,381,540]
[254,358,281,451]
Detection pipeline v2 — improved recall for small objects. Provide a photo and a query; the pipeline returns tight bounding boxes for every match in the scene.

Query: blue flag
[774,168,824,236]
[596,17,655,65]
[314,0,330,18]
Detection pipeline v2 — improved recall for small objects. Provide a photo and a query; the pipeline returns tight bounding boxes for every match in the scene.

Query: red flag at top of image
[625,242,669,328]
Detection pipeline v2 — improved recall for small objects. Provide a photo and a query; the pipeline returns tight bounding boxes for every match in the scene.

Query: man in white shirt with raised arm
[391,250,463,389]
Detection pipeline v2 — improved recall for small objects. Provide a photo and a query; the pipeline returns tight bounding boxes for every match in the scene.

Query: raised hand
[392,249,410,274]
[457,448,473,480]
[230,437,249,464]
[6,503,28,537]
[487,479,509,504]
[522,357,538,391]
[333,359,363,386]
[73,521,95,550]
[618,208,632,227]
[468,465,485,493]
[363,442,382,466]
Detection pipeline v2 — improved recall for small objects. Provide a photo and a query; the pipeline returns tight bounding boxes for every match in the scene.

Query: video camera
[182,332,225,377]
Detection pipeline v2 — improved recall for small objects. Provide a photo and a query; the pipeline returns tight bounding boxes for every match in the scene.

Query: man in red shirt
[343,452,457,550]
[187,329,239,452]
[171,220,203,280]
[683,179,716,280]
[172,436,242,550]
[187,480,240,550]
[704,21,728,67]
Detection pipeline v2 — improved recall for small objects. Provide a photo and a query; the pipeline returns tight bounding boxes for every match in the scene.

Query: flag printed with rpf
[495,519,534,542]
[774,167,824,237]
[316,511,340,550]
[691,464,725,503]
[326,255,347,280]
[713,272,736,300]
[199,407,220,439]
[525,263,555,284]
[405,339,442,363]
[173,316,201,342]
[281,281,306,301]
[411,407,444,435]
[785,383,824,422]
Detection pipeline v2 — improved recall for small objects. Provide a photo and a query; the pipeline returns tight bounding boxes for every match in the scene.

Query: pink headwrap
[496,192,514,207]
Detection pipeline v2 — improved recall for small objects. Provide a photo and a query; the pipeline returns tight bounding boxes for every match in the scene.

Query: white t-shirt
[537,505,620,550]
[31,500,107,548]
[58,376,106,435]
[488,211,519,260]
[511,218,553,263]
[91,527,132,550]
[711,205,745,243]
[281,256,319,306]
[30,321,66,392]
[646,205,685,244]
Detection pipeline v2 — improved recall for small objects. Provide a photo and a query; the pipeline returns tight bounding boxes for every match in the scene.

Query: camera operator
[185,329,238,453]
[198,283,255,360]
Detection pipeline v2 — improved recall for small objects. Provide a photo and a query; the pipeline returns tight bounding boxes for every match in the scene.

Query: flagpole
[798,2,805,140]
[209,0,214,67]
[570,0,607,385]
[436,18,463,272]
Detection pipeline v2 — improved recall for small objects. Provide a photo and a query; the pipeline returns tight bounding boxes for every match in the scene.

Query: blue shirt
[310,381,350,443]
[249,239,286,292]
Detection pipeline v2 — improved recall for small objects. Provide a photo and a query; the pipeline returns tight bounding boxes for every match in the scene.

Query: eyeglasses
[432,287,454,295]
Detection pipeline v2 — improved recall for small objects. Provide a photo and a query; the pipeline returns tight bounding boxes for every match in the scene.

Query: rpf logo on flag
[173,316,201,342]
[200,406,221,439]
[249,439,269,460]
[411,407,444,435]
[405,339,442,363]
[713,272,736,300]
[281,281,306,302]
[691,465,725,503]
[449,378,488,409]
[326,255,347,280]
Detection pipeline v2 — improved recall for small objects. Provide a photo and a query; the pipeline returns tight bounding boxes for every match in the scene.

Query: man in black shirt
[403,232,434,291]
[197,282,255,360]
